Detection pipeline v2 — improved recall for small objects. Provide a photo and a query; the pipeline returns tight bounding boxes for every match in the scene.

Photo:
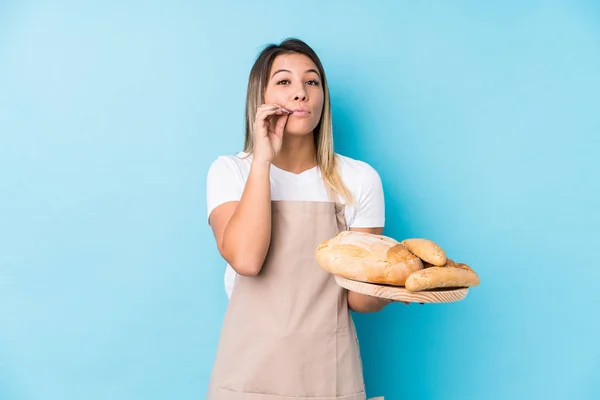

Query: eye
[276,79,290,85]
[307,80,320,86]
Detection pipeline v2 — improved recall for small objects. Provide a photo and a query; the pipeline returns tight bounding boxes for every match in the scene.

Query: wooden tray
[335,276,469,303]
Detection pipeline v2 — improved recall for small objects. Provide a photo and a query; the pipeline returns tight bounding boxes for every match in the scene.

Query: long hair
[243,38,353,204]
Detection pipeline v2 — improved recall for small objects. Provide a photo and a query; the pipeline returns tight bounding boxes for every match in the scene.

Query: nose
[292,83,308,102]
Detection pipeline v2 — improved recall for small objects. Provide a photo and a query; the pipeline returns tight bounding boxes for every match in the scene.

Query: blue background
[1,1,599,399]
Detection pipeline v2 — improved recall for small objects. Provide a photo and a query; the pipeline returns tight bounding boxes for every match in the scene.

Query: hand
[381,299,424,307]
[374,298,418,306]
[252,104,291,163]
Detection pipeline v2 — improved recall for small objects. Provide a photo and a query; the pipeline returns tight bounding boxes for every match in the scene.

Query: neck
[271,133,317,174]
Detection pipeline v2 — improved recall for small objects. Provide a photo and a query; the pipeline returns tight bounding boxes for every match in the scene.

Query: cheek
[313,94,324,118]
[263,88,286,105]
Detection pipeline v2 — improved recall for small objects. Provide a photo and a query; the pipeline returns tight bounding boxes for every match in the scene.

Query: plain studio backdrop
[1,1,599,399]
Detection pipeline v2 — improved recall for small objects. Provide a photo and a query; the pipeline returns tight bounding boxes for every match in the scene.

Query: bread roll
[405,266,480,291]
[455,262,474,271]
[400,238,447,266]
[424,258,457,268]
[316,231,424,286]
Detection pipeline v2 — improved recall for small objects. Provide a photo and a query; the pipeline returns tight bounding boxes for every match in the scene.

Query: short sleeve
[206,156,245,221]
[349,164,385,228]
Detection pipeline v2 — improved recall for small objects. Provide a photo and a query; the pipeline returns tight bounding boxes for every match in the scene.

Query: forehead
[270,53,319,75]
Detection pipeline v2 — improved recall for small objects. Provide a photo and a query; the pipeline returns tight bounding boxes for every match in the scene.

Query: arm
[208,159,272,276]
[207,104,288,276]
[346,227,393,313]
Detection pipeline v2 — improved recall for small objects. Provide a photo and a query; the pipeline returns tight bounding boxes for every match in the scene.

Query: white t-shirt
[206,151,385,298]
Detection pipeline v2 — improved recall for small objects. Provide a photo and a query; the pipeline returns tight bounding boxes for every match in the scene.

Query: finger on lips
[264,104,292,114]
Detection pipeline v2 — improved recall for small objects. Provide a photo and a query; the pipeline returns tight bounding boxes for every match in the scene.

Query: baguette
[405,265,480,291]
[316,231,424,286]
[400,238,447,266]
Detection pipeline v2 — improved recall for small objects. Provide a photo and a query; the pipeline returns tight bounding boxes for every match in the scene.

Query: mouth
[289,107,310,117]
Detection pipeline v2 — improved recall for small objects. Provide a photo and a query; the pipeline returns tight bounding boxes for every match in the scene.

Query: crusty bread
[316,231,424,286]
[424,258,457,268]
[400,238,447,266]
[455,262,474,271]
[405,265,480,291]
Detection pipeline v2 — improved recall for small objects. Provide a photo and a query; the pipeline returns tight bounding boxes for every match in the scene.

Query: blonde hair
[243,38,354,205]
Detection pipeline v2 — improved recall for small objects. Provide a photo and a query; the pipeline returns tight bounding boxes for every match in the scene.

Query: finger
[258,103,285,111]
[255,111,288,132]
[259,104,291,113]
[273,113,289,137]
[255,108,284,123]
[257,104,291,119]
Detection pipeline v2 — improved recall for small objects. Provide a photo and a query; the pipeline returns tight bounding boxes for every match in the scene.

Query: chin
[284,129,314,136]
[285,120,319,136]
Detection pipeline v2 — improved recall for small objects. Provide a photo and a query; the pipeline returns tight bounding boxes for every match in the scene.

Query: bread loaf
[400,238,447,266]
[316,231,423,286]
[404,265,480,291]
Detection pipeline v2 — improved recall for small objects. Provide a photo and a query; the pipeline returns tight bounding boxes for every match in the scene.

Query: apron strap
[324,180,348,232]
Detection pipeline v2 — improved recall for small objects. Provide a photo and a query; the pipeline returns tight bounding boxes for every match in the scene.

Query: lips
[289,106,310,117]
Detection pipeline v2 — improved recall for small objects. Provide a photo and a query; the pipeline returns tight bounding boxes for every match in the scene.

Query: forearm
[347,291,391,313]
[222,159,272,275]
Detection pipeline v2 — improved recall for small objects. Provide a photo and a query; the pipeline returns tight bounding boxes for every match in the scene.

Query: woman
[205,38,390,399]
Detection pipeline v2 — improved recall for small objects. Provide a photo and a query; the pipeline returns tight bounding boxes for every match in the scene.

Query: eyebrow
[271,68,321,78]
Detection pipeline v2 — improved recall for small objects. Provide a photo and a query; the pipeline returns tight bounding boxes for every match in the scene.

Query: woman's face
[264,53,324,136]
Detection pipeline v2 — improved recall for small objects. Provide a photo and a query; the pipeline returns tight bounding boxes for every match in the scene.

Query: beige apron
[207,184,368,400]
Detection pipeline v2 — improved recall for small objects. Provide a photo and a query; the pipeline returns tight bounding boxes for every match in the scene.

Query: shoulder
[209,151,252,172]
[206,152,252,220]
[335,153,382,188]
[335,153,385,228]
[207,151,253,180]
